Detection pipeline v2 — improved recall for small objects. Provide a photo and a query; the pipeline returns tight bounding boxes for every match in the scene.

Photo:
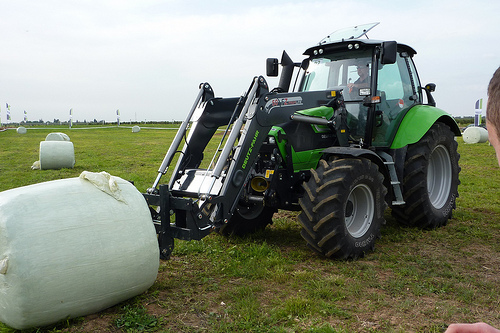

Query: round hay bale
[0,174,159,329]
[39,141,75,170]
[132,125,141,133]
[16,127,27,134]
[45,132,71,141]
[463,126,488,144]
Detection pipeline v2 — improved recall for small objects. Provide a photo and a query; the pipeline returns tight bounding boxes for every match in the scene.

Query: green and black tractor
[144,23,461,260]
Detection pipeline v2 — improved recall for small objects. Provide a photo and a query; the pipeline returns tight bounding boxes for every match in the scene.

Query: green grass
[0,126,499,332]
[114,304,161,332]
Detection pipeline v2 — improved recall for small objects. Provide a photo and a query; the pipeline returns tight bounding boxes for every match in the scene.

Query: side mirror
[423,83,437,107]
[425,83,436,92]
[381,41,397,64]
[266,58,279,77]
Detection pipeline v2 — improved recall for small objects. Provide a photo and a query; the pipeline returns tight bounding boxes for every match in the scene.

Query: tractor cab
[267,22,430,148]
[301,39,421,147]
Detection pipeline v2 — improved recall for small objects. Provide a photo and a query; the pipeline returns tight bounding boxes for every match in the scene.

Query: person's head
[355,59,370,78]
[487,66,500,166]
[357,65,369,78]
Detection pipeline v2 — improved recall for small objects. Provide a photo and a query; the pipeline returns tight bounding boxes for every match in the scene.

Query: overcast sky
[1,0,499,123]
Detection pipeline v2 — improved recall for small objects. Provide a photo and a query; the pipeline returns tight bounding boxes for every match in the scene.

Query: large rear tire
[391,122,460,228]
[298,158,387,260]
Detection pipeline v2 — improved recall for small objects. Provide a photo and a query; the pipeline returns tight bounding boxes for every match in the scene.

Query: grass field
[0,125,499,332]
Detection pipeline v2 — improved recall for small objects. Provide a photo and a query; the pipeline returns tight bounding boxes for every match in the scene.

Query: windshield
[299,50,372,102]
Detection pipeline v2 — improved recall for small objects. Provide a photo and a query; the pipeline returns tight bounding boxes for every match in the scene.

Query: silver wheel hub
[345,184,374,238]
[427,144,452,209]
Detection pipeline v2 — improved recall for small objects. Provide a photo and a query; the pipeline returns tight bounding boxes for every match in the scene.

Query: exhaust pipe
[278,50,294,92]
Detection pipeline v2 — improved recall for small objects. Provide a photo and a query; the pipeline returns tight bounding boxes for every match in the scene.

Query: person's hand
[347,83,354,93]
[445,322,500,333]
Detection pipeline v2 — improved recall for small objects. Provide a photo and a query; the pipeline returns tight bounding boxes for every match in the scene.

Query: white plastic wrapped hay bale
[463,126,488,144]
[132,125,141,133]
[39,140,75,169]
[16,126,27,134]
[45,132,71,141]
[0,172,159,330]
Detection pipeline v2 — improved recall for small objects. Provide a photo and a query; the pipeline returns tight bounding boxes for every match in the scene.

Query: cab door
[372,52,422,147]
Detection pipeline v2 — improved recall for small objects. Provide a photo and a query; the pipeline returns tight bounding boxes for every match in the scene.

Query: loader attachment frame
[144,77,271,258]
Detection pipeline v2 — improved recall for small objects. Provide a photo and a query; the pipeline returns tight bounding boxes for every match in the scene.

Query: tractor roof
[303,39,417,58]
[303,23,416,58]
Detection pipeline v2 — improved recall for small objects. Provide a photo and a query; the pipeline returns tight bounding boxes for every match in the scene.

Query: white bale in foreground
[132,125,141,133]
[463,126,489,144]
[39,141,75,169]
[45,132,71,141]
[0,172,159,330]
[16,127,27,134]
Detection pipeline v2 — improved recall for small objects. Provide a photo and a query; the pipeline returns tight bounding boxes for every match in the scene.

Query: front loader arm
[144,77,270,258]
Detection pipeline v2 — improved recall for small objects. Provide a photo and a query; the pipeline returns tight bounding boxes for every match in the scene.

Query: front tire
[298,158,387,260]
[219,201,275,237]
[391,122,460,228]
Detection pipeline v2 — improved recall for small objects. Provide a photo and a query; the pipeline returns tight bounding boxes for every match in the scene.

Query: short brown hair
[487,67,500,140]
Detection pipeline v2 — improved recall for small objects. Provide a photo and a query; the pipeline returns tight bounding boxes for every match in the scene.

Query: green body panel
[295,106,334,134]
[390,105,460,149]
[269,126,288,159]
[296,106,333,118]
[268,126,323,171]
[292,148,325,170]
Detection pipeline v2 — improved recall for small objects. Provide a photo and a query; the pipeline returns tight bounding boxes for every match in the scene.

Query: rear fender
[390,105,460,149]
